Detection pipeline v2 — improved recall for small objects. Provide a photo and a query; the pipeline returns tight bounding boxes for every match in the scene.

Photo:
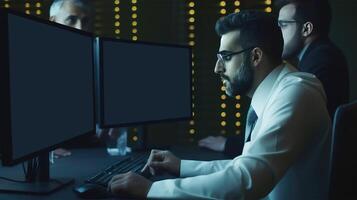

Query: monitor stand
[0,152,74,195]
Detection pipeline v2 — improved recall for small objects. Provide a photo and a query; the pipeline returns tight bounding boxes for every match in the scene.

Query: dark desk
[0,146,229,200]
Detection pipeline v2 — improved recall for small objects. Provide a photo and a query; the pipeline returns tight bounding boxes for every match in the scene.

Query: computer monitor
[0,9,95,193]
[94,37,192,128]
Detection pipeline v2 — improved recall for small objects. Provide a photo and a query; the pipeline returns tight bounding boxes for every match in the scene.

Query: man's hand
[108,172,152,198]
[198,136,227,152]
[141,150,181,176]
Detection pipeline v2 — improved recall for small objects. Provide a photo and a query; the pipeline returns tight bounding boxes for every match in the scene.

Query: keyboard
[85,152,148,187]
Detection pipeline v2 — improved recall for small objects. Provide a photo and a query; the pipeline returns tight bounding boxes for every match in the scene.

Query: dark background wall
[329,0,357,102]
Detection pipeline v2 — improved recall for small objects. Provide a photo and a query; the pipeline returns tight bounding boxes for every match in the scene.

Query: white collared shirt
[148,63,331,200]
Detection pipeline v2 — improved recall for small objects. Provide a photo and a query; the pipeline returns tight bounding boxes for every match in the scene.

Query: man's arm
[147,78,330,199]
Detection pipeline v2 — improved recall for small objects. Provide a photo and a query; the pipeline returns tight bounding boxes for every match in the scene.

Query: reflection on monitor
[0,9,95,194]
[95,38,192,128]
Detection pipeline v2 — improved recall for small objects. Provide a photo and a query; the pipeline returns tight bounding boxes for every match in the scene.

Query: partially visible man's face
[50,1,92,32]
[278,3,304,60]
[214,31,254,97]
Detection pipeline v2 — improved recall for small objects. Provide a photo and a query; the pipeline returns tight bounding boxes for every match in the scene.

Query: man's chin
[225,88,240,97]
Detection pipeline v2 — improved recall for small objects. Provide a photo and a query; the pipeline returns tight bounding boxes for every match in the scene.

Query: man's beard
[225,54,254,97]
[282,32,304,61]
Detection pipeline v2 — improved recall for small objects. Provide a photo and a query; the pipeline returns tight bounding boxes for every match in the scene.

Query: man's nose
[214,60,224,74]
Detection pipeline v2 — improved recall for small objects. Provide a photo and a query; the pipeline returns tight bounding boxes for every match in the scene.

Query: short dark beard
[229,53,254,96]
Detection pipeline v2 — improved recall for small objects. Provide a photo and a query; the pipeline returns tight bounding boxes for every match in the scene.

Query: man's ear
[302,21,313,37]
[49,16,56,22]
[251,47,263,67]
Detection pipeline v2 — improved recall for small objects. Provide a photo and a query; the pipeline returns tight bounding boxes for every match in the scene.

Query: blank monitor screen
[0,12,95,165]
[97,39,192,128]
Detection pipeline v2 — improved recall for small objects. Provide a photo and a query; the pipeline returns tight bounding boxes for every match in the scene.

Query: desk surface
[0,145,228,200]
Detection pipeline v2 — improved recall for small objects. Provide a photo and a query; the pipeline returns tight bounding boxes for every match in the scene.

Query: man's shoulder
[276,64,324,95]
[279,63,318,84]
[299,38,348,77]
[303,38,346,64]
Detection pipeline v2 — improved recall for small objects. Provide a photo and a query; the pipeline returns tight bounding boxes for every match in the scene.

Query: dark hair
[215,10,283,65]
[275,0,331,36]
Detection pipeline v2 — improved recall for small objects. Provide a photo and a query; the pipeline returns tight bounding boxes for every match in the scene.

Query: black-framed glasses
[277,20,299,28]
[217,47,254,63]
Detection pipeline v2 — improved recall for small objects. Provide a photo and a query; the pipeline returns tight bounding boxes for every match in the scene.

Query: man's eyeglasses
[217,47,254,64]
[278,20,299,28]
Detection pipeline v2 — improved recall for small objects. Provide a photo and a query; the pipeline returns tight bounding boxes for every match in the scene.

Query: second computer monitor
[95,38,192,128]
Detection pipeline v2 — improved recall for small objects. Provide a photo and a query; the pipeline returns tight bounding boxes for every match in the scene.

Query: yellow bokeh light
[235,103,241,109]
[132,13,137,19]
[219,1,226,7]
[221,86,226,91]
[221,94,226,100]
[115,14,120,19]
[235,121,241,127]
[221,121,227,126]
[36,10,41,15]
[189,17,195,23]
[132,28,138,33]
[132,0,137,4]
[189,41,195,46]
[235,95,241,100]
[235,112,241,118]
[132,136,138,141]
[4,4,10,8]
[190,120,195,125]
[265,7,272,13]
[115,29,120,34]
[188,2,195,7]
[115,21,120,27]
[234,8,240,13]
[220,9,227,15]
[189,9,195,15]
[25,3,30,8]
[114,7,120,12]
[36,2,41,8]
[221,103,226,109]
[234,1,240,6]
[235,130,241,135]
[132,36,138,41]
[189,129,195,134]
[25,10,30,14]
[189,25,195,30]
[132,6,137,11]
[265,0,272,5]
[221,112,226,117]
[189,33,195,38]
[132,21,137,26]
[114,0,120,5]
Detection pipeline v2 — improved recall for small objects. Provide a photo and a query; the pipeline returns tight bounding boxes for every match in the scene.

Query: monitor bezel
[0,8,97,166]
[96,36,193,129]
